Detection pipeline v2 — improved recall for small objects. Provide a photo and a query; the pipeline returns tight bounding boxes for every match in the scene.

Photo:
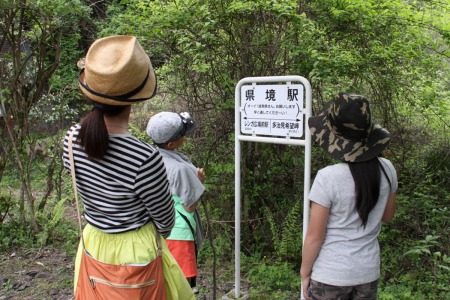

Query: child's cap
[146,111,197,144]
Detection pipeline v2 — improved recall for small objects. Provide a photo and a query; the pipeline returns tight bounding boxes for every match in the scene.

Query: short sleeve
[171,165,205,208]
[379,157,398,193]
[308,171,332,208]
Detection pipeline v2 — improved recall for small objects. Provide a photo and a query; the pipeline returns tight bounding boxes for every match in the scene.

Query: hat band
[79,68,157,102]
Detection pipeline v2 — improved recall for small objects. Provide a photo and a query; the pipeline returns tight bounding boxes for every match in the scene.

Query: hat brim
[79,66,157,106]
[185,121,197,136]
[308,102,391,162]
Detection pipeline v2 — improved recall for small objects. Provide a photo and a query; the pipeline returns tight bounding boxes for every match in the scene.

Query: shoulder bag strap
[176,209,196,243]
[155,228,162,257]
[68,129,86,249]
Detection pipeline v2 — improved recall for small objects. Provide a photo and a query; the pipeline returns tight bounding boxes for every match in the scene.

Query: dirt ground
[0,203,250,299]
[0,247,73,300]
[0,247,248,300]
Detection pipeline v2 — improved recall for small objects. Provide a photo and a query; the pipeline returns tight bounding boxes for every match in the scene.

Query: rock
[26,271,38,277]
[35,272,51,279]
[224,282,233,291]
[13,282,28,291]
[48,288,59,296]
[222,289,249,300]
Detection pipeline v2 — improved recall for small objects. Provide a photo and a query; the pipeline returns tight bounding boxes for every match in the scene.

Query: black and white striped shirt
[63,125,175,237]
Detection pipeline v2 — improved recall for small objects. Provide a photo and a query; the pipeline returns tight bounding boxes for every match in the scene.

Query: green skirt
[74,222,194,299]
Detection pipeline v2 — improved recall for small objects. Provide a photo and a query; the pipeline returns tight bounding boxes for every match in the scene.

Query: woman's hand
[301,275,311,300]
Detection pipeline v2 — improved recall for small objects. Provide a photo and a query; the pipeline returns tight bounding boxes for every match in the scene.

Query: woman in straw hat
[300,93,398,300]
[62,35,194,299]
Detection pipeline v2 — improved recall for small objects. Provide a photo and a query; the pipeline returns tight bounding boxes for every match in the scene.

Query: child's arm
[183,202,198,213]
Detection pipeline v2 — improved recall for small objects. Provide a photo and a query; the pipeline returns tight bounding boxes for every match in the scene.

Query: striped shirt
[63,125,175,237]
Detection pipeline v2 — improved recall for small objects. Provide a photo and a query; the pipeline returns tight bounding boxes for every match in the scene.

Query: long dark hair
[77,102,128,160]
[348,157,383,227]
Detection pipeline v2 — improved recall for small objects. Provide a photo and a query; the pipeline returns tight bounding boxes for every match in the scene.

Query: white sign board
[240,84,304,137]
[235,76,312,299]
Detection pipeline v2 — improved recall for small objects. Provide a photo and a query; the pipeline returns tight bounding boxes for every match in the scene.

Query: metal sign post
[235,76,312,299]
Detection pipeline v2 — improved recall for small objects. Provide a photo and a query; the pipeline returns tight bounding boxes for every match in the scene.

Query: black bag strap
[176,209,196,242]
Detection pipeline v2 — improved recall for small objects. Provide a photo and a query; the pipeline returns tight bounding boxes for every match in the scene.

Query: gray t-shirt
[308,157,397,286]
[157,148,205,208]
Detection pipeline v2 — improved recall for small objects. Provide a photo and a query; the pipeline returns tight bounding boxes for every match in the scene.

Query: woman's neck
[104,106,131,134]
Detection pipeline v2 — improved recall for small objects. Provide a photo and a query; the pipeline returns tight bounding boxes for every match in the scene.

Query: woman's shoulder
[65,124,80,135]
[110,135,160,161]
[117,135,155,149]
[378,156,395,168]
[319,162,349,174]
[313,163,351,185]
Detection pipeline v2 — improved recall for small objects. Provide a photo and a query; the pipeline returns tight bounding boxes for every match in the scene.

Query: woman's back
[63,125,174,236]
[308,157,397,285]
[301,92,398,299]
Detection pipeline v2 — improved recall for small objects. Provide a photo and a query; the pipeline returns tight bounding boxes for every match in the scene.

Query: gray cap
[146,111,197,144]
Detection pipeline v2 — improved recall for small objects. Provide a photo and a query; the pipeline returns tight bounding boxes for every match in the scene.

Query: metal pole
[301,79,312,300]
[234,80,243,298]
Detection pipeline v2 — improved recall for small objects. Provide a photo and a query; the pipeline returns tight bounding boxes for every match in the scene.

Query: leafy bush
[379,161,450,300]
[243,256,301,298]
[379,283,429,300]
[0,220,36,252]
[0,192,12,223]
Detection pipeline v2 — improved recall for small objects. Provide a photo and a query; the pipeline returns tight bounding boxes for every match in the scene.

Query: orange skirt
[166,240,197,278]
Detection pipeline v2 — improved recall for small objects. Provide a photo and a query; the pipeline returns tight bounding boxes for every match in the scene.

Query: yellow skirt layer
[74,223,194,300]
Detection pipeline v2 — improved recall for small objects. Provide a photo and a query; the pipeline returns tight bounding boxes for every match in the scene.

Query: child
[146,111,206,294]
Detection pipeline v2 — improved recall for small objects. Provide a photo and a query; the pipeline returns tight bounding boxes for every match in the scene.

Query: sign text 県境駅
[240,84,304,138]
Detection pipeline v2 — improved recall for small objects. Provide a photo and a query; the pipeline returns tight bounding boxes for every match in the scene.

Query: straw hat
[308,92,391,162]
[78,35,157,105]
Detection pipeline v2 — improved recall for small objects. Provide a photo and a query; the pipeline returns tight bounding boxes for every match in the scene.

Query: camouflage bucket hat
[308,92,391,162]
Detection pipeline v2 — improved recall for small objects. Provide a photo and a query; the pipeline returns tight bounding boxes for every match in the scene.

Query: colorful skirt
[73,223,194,300]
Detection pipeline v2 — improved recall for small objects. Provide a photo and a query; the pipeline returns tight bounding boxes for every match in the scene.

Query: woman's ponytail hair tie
[92,105,108,114]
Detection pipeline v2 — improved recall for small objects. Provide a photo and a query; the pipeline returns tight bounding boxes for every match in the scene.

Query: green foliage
[0,219,36,252]
[402,235,450,297]
[0,0,91,234]
[129,122,152,144]
[379,283,429,300]
[197,226,234,263]
[379,161,450,299]
[263,200,303,263]
[0,193,12,223]
[36,197,67,245]
[243,255,301,298]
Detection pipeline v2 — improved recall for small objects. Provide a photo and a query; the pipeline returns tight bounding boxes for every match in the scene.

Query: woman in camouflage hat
[300,93,398,300]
